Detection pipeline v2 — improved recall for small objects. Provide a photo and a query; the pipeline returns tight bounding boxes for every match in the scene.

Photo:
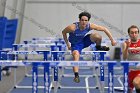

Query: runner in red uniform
[122,25,140,93]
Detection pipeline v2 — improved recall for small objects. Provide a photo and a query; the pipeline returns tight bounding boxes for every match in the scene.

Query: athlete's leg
[89,33,109,51]
[128,70,140,93]
[70,43,83,83]
[72,50,80,83]
[133,75,140,93]
[90,32,102,45]
[72,50,80,72]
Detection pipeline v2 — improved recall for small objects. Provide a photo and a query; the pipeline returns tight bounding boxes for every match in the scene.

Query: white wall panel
[21,3,121,42]
[123,5,140,33]
[21,1,140,43]
[21,3,86,42]
[0,0,6,16]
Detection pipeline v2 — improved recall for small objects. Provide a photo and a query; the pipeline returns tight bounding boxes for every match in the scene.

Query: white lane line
[85,76,90,93]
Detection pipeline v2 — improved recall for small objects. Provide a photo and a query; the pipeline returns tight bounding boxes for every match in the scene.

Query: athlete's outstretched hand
[125,39,131,48]
[111,40,117,46]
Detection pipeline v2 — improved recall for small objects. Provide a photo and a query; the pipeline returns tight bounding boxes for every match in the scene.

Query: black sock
[74,72,79,77]
[136,89,140,93]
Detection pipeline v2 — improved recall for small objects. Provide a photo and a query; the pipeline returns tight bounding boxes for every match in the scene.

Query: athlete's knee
[90,33,102,42]
[133,76,140,88]
[72,50,80,57]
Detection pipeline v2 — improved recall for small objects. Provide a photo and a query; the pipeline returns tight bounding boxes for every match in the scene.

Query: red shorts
[128,70,140,89]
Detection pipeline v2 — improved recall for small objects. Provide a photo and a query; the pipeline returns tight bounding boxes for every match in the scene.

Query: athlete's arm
[122,39,131,60]
[90,23,116,46]
[62,24,75,50]
[122,42,128,60]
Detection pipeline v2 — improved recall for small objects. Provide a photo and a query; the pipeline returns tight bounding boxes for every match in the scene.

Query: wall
[20,0,140,43]
[0,0,6,16]
[3,0,25,43]
[2,0,140,59]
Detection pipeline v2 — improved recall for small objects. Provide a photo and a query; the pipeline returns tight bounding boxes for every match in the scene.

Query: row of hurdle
[0,37,131,93]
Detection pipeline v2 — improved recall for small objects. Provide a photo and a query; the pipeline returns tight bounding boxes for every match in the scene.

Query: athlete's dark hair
[128,25,139,33]
[79,11,91,21]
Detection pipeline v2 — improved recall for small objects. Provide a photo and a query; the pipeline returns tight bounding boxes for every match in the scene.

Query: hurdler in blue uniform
[62,11,117,83]
[69,22,91,53]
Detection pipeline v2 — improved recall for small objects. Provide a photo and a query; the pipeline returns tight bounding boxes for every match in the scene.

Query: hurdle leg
[44,63,50,93]
[50,67,58,90]
[32,63,38,93]
[0,51,2,81]
[99,65,105,93]
[51,52,61,92]
[99,52,106,93]
[53,66,59,93]
[13,67,17,87]
[92,65,101,89]
[108,63,115,93]
[57,55,64,89]
[121,63,129,93]
[50,67,55,89]
[58,67,63,88]
[0,66,1,81]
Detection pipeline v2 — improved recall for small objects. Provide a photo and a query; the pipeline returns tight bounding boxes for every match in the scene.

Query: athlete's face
[79,16,89,28]
[129,28,139,42]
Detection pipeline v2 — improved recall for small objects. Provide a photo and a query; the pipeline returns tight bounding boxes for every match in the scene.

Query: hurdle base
[51,87,61,89]
[14,85,45,89]
[114,88,124,91]
[60,86,124,90]
[25,73,52,77]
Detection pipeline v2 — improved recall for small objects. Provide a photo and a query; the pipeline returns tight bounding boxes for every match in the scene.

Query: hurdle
[8,47,108,93]
[5,43,124,93]
[0,60,139,93]
[6,50,51,91]
[3,49,64,93]
[32,37,65,45]
[50,50,107,93]
[12,40,67,92]
[13,42,65,73]
[0,49,108,93]
[0,60,99,93]
[7,38,122,93]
